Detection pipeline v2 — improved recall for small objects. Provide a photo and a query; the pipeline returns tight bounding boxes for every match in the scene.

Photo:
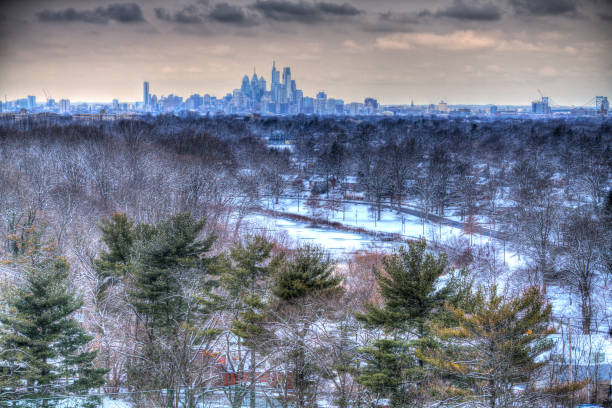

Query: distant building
[348,102,362,116]
[27,95,36,109]
[315,91,327,115]
[532,96,550,114]
[335,99,344,115]
[364,97,379,114]
[301,97,314,114]
[16,98,28,109]
[143,81,150,107]
[59,99,70,114]
[437,100,448,113]
[596,96,609,115]
[282,67,291,102]
[112,99,119,110]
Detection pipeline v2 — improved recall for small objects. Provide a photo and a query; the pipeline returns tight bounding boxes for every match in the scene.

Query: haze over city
[1,0,611,105]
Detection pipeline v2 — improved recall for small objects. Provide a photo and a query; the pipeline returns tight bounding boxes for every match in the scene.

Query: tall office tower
[290,80,297,102]
[143,81,150,107]
[27,95,36,109]
[241,75,251,96]
[315,91,327,115]
[256,77,266,102]
[251,71,259,101]
[282,67,292,101]
[596,96,609,115]
[271,62,280,103]
[151,94,158,111]
[0,101,3,112]
[59,99,70,114]
[271,61,280,86]
[112,99,119,110]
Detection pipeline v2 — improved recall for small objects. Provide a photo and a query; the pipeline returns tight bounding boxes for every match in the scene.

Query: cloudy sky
[0,0,610,105]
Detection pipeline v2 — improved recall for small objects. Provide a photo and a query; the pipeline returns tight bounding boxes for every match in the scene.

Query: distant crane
[42,88,52,103]
[579,96,596,108]
[535,88,560,107]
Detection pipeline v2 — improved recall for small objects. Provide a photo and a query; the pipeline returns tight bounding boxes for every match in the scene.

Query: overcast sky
[0,0,610,105]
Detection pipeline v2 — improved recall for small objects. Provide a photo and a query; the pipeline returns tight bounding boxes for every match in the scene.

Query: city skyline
[1,0,611,105]
[1,59,609,117]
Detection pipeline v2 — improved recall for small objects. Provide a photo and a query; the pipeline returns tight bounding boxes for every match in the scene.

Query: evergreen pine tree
[355,238,453,407]
[271,244,341,408]
[128,213,217,333]
[220,235,279,408]
[357,339,414,407]
[123,213,221,407]
[357,239,450,336]
[93,213,135,299]
[0,257,106,406]
[272,244,340,303]
[417,285,582,407]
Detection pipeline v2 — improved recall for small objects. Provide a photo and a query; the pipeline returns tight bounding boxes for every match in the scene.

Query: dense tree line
[0,115,610,406]
[0,214,586,407]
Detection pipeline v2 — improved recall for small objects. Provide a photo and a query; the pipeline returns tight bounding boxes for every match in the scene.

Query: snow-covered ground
[102,399,132,408]
[243,196,609,358]
[256,197,523,268]
[268,197,491,244]
[243,213,401,255]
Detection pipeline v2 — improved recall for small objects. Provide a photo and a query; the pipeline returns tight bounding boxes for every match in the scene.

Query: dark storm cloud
[316,2,362,17]
[209,3,259,26]
[599,13,612,21]
[509,0,578,16]
[37,3,145,24]
[434,0,501,21]
[251,0,362,23]
[374,0,500,32]
[379,10,432,24]
[155,6,203,24]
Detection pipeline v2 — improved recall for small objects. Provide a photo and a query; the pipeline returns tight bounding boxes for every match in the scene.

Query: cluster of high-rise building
[0,62,609,118]
[139,62,380,116]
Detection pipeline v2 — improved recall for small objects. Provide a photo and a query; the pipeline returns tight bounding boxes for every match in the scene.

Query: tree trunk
[250,350,256,408]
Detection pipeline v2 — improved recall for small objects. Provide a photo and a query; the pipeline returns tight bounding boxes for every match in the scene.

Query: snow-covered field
[254,197,523,268]
[245,196,610,346]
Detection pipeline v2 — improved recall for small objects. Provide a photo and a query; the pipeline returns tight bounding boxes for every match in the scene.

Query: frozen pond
[242,214,401,256]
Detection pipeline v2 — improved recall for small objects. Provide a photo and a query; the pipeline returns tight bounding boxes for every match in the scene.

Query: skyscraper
[271,61,280,103]
[596,96,609,115]
[282,67,292,101]
[143,81,150,107]
[27,95,36,109]
[271,61,280,86]
[59,99,70,114]
[315,91,327,115]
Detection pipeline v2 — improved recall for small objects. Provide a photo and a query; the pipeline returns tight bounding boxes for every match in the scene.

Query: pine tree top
[272,244,341,304]
[357,238,451,336]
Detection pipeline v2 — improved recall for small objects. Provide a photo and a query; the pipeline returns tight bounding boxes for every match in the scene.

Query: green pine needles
[0,257,106,405]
